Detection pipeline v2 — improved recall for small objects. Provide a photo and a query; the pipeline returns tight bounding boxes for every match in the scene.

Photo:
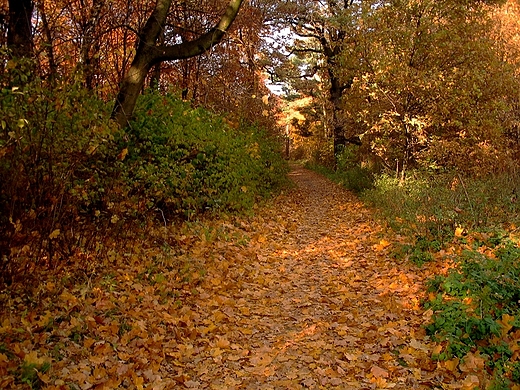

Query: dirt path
[174,166,442,389]
[1,165,453,390]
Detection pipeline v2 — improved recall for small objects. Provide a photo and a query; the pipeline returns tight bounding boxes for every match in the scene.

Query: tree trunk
[149,63,161,90]
[79,0,105,89]
[112,0,244,128]
[112,56,155,127]
[330,74,346,156]
[36,1,57,76]
[7,0,33,58]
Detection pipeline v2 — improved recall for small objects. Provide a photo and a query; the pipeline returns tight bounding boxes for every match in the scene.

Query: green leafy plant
[17,360,51,389]
[391,236,438,266]
[123,92,288,218]
[424,234,520,384]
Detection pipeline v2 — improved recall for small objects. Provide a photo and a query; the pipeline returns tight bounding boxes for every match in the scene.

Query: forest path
[179,165,442,389]
[0,165,454,390]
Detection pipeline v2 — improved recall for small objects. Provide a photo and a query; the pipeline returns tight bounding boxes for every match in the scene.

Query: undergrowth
[0,62,288,287]
[362,168,520,388]
[363,170,520,242]
[305,146,374,194]
[424,235,520,387]
[126,92,288,219]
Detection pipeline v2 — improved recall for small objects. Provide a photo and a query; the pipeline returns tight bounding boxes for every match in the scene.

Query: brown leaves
[0,166,469,389]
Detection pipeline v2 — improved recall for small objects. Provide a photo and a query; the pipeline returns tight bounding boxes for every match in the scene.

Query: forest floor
[1,165,479,389]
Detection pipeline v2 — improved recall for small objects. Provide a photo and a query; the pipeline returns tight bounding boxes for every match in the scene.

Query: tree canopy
[263,0,519,174]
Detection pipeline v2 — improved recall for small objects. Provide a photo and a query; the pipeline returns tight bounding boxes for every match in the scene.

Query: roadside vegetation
[0,66,288,289]
[306,150,520,387]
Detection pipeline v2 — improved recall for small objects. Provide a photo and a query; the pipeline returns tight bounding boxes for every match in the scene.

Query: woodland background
[3,0,520,388]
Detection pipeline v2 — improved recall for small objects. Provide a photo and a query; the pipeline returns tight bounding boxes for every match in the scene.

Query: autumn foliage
[4,0,520,389]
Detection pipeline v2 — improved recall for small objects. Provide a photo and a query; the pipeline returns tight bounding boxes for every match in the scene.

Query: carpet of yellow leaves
[1,166,484,389]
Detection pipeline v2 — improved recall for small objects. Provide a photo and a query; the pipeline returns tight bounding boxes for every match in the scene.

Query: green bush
[424,235,520,385]
[306,146,374,194]
[123,92,288,218]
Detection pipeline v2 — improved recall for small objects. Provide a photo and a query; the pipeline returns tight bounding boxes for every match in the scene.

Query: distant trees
[266,0,366,155]
[270,0,520,175]
[342,0,519,175]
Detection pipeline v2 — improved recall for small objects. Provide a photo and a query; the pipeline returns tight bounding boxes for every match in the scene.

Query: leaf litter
[0,165,478,389]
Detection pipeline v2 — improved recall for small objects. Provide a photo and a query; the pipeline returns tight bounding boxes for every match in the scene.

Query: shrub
[123,92,288,218]
[424,235,520,385]
[0,66,123,282]
[306,145,374,194]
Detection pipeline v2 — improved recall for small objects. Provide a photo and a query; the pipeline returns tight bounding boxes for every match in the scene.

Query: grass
[363,170,520,243]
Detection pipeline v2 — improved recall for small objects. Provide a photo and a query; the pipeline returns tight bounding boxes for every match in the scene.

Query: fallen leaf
[371,365,389,378]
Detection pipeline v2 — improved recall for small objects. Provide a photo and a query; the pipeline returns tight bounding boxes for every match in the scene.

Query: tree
[263,0,370,164]
[344,0,518,175]
[7,0,34,58]
[111,0,245,128]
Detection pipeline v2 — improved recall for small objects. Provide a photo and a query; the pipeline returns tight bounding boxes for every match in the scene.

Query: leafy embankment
[1,165,483,389]
[363,173,520,389]
[312,157,520,388]
[0,72,287,286]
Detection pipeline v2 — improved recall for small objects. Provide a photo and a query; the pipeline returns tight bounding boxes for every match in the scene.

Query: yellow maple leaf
[370,376,388,388]
[24,350,47,366]
[455,226,464,237]
[431,344,443,356]
[216,337,230,349]
[444,357,459,371]
[498,313,515,336]
[374,239,391,251]
[132,373,144,390]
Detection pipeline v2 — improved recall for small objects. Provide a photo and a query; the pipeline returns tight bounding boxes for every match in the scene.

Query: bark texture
[112,0,244,128]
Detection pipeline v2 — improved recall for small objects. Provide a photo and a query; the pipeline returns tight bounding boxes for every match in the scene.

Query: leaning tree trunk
[112,0,244,128]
